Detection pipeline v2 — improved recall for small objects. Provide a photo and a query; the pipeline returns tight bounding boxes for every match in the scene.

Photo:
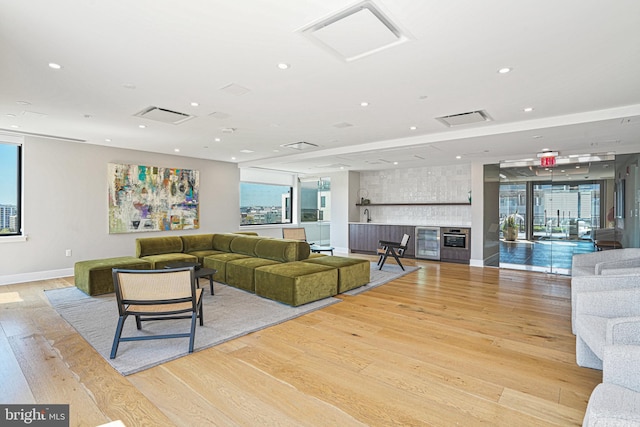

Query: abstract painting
[108,163,199,233]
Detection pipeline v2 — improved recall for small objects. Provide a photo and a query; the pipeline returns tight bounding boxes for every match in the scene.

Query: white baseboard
[0,268,73,286]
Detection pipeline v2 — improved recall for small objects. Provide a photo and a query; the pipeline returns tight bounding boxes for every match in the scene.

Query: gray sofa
[583,345,640,426]
[572,248,640,277]
[575,287,640,370]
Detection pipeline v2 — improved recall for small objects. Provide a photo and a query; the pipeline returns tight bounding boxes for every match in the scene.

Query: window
[0,140,21,236]
[240,182,292,225]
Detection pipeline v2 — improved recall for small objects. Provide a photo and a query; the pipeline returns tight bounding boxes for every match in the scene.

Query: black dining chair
[377,234,411,271]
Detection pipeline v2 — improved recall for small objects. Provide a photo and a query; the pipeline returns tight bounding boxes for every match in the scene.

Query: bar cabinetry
[349,224,416,258]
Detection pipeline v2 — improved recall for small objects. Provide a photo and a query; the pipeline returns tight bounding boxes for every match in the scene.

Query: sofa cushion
[74,256,152,296]
[203,252,251,283]
[188,249,225,264]
[136,236,184,257]
[226,257,281,292]
[181,234,214,252]
[255,239,310,262]
[583,383,640,426]
[303,256,370,293]
[255,261,338,306]
[229,235,263,256]
[141,253,198,269]
[212,233,238,252]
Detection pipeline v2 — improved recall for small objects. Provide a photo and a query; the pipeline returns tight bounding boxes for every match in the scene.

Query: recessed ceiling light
[498,67,512,74]
[231,157,236,160]
[277,63,290,70]
[456,155,462,159]
[523,107,534,112]
[240,149,254,153]
[6,113,15,117]
[10,125,19,128]
[48,62,62,69]
[393,161,398,165]
[360,101,369,107]
[138,124,146,129]
[190,102,199,107]
[214,137,221,142]
[105,138,112,142]
[174,148,180,152]
[409,126,417,130]
[16,101,30,105]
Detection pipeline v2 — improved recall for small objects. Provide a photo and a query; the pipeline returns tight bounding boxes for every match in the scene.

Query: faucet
[364,208,371,223]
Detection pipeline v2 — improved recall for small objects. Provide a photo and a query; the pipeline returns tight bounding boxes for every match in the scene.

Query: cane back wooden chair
[110,267,203,359]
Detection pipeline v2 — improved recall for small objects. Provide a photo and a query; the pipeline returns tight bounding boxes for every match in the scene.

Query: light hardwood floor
[0,255,601,426]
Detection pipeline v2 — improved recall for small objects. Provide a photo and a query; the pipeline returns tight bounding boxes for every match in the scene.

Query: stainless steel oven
[440,227,470,263]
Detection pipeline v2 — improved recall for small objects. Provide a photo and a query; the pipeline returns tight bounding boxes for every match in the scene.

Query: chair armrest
[603,345,640,392]
[596,258,640,274]
[378,240,401,247]
[607,316,640,346]
[576,288,640,318]
[601,267,640,276]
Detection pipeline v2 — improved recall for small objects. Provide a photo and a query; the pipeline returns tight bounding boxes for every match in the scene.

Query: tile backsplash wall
[359,164,472,226]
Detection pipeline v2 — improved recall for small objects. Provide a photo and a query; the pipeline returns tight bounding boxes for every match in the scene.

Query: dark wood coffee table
[164,261,217,295]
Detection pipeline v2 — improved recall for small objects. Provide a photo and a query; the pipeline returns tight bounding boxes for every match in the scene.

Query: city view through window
[0,142,20,235]
[240,182,292,225]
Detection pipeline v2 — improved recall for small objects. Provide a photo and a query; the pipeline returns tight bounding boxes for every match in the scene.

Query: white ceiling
[1,0,640,175]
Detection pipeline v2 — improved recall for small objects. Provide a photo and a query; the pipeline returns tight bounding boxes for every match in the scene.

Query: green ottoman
[203,253,251,284]
[303,256,370,293]
[74,256,152,296]
[255,261,338,306]
[226,257,281,293]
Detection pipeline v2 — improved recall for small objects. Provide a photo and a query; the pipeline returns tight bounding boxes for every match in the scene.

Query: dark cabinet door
[349,224,416,257]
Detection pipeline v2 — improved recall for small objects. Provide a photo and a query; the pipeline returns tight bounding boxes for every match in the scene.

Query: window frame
[0,138,22,238]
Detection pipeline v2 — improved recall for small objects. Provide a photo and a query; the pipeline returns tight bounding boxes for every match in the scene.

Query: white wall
[0,136,240,285]
[357,164,472,226]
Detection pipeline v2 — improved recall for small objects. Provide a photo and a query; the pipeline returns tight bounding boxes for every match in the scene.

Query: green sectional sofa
[74,232,371,306]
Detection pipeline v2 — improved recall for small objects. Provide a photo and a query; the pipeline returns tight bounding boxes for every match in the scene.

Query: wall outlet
[65,249,72,257]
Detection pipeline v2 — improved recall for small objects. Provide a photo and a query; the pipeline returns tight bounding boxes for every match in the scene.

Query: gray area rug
[45,262,418,375]
[343,262,420,296]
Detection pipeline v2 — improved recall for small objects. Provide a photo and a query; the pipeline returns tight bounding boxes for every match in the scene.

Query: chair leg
[378,252,389,270]
[110,315,127,359]
[198,300,204,326]
[189,312,197,353]
[135,315,142,329]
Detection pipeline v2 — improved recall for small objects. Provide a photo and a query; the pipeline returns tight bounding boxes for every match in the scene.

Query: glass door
[499,155,614,274]
[532,178,601,274]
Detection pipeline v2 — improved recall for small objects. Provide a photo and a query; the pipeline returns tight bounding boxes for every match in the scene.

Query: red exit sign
[540,155,556,167]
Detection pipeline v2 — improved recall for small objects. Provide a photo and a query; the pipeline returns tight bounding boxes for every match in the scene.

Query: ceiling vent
[281,141,319,150]
[298,0,412,62]
[134,106,194,125]
[219,83,251,96]
[436,110,492,127]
